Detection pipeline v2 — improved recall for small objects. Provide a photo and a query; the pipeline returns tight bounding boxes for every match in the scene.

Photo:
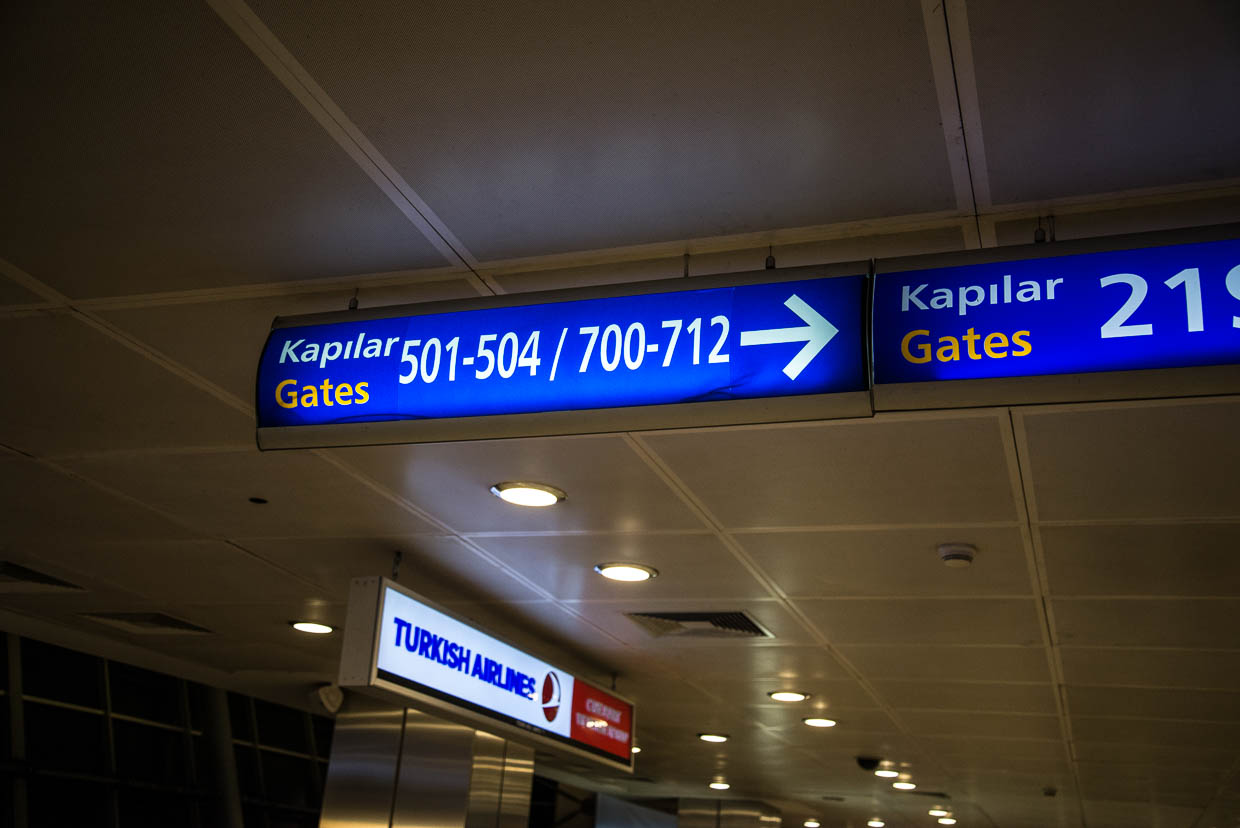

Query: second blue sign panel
[873,239,1240,384]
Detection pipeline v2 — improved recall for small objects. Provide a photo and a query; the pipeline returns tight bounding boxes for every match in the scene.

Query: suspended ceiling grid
[3,1,1240,827]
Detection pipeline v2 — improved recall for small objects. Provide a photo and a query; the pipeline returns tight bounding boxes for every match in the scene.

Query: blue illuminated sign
[873,239,1240,384]
[256,275,866,430]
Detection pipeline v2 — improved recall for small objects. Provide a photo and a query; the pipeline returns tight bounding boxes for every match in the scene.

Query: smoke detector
[937,543,976,568]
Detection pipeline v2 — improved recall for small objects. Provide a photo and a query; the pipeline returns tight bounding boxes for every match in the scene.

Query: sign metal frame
[256,263,872,449]
[338,576,637,773]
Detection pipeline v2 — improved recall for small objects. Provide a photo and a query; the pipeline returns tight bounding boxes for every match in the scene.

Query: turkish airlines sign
[341,578,633,770]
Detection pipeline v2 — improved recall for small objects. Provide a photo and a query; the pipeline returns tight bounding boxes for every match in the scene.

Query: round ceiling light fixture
[698,733,729,743]
[937,819,957,826]
[874,760,899,778]
[867,821,885,828]
[631,746,641,754]
[928,808,950,817]
[594,562,659,582]
[490,482,565,507]
[708,781,730,791]
[802,717,837,728]
[803,820,820,827]
[290,621,334,635]
[768,691,810,702]
[892,781,917,791]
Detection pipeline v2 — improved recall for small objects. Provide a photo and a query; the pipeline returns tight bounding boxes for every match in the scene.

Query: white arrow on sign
[739,294,839,380]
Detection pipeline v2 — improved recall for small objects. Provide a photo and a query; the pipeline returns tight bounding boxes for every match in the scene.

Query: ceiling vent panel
[80,612,211,635]
[624,611,772,639]
[0,562,84,594]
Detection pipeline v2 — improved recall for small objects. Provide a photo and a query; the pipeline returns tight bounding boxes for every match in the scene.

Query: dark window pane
[20,638,102,708]
[254,700,307,753]
[114,720,188,784]
[117,789,197,828]
[243,803,269,828]
[24,702,107,773]
[228,693,253,741]
[109,661,182,725]
[0,634,8,689]
[260,751,317,809]
[0,697,10,762]
[194,735,215,790]
[311,716,333,759]
[187,682,207,731]
[269,810,318,828]
[27,777,110,828]
[235,745,262,798]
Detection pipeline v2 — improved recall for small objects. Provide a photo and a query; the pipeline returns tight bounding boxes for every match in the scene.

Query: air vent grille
[624,611,772,639]
[81,612,211,635]
[0,562,83,593]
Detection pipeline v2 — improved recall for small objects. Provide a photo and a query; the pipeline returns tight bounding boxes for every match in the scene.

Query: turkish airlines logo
[541,671,561,722]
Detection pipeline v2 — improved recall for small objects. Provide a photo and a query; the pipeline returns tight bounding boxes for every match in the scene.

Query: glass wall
[0,634,332,828]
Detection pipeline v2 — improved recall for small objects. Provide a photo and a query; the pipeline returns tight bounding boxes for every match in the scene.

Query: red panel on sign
[569,681,633,760]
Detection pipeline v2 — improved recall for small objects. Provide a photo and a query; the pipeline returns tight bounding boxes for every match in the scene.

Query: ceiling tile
[929,735,1068,762]
[640,645,850,683]
[99,281,477,401]
[1079,800,1203,828]
[840,645,1053,683]
[1060,648,1240,691]
[1020,401,1240,521]
[1074,740,1238,769]
[335,435,704,533]
[719,677,878,710]
[737,526,1030,597]
[798,598,1044,646]
[874,680,1058,715]
[0,312,252,456]
[563,599,814,649]
[899,710,1060,740]
[248,0,954,260]
[238,535,546,604]
[14,539,329,606]
[1072,717,1240,751]
[641,414,1017,528]
[61,449,437,538]
[0,277,43,305]
[1067,686,1240,722]
[1042,523,1240,596]
[1053,599,1240,648]
[1,459,193,543]
[0,0,447,298]
[970,0,1240,203]
[473,533,767,601]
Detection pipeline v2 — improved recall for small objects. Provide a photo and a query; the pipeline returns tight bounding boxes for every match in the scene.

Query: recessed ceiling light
[290,621,333,635]
[892,781,916,791]
[631,746,641,754]
[595,562,658,582]
[803,820,820,827]
[802,717,836,728]
[937,819,957,826]
[490,481,565,507]
[708,781,730,791]
[874,769,899,778]
[698,733,729,743]
[867,821,885,828]
[768,691,810,702]
[928,808,949,817]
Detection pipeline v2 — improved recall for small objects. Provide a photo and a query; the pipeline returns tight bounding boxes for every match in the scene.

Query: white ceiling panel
[1079,801,1203,828]
[798,599,1044,646]
[1053,599,1240,648]
[873,681,1057,715]
[1072,717,1240,751]
[246,0,956,261]
[635,645,850,683]
[60,449,438,538]
[737,526,1030,597]
[0,312,253,456]
[1,459,194,543]
[0,278,43,306]
[1060,647,1240,691]
[98,280,477,402]
[969,0,1240,204]
[473,532,766,602]
[239,535,547,603]
[899,710,1060,740]
[1020,400,1240,521]
[0,0,448,298]
[839,645,1053,683]
[561,598,815,649]
[1067,685,1240,722]
[335,435,705,534]
[929,735,1068,762]
[17,539,330,607]
[1073,740,1239,769]
[1041,523,1240,596]
[718,677,878,710]
[641,414,1017,528]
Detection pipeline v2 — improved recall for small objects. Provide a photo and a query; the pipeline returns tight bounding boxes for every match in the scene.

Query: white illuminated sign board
[338,577,635,771]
